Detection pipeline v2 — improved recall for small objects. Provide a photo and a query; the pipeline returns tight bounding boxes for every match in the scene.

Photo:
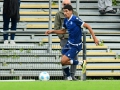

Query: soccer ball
[39,71,50,81]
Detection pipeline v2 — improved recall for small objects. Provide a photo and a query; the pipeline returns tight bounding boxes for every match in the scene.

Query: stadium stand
[0,0,120,80]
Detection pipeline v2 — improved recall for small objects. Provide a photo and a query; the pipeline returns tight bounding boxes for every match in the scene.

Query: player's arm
[45,29,66,35]
[74,17,99,45]
[45,18,67,35]
[83,23,99,45]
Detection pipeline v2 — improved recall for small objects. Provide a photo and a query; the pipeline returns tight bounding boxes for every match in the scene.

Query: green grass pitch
[0,80,119,90]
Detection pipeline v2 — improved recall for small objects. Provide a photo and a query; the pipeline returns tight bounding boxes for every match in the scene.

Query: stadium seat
[42,38,94,42]
[52,45,108,49]
[20,4,58,8]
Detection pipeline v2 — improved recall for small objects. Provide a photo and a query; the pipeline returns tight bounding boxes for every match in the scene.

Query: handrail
[49,0,52,53]
[0,30,88,34]
[2,30,119,34]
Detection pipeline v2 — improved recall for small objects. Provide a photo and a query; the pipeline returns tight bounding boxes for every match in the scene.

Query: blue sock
[62,65,70,77]
[70,60,79,65]
[73,60,79,65]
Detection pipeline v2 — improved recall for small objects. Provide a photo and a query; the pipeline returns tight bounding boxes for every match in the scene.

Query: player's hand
[94,38,99,46]
[45,30,53,35]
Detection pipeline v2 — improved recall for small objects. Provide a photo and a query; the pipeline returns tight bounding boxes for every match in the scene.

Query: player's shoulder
[72,15,79,20]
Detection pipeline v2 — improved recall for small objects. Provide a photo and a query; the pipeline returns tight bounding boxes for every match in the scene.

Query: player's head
[63,4,73,19]
[62,0,71,8]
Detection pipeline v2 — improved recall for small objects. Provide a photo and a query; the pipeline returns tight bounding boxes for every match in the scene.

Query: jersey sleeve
[74,17,85,28]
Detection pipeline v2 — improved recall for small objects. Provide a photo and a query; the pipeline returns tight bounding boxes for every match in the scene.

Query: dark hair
[63,4,73,11]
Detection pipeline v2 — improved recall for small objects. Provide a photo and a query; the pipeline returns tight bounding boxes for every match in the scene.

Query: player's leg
[61,55,87,80]
[62,44,87,73]
[61,44,83,65]
[61,44,82,80]
[61,52,82,80]
[61,55,72,80]
[61,42,72,80]
[61,55,83,65]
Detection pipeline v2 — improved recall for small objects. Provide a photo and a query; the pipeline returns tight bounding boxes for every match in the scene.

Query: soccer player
[54,0,78,80]
[45,4,99,80]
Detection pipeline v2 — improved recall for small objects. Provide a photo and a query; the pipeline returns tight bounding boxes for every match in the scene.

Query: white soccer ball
[39,71,50,81]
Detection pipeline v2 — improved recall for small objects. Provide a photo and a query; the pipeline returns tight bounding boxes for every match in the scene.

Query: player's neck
[68,14,73,21]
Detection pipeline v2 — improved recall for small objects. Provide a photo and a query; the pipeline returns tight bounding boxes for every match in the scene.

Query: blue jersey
[63,15,84,44]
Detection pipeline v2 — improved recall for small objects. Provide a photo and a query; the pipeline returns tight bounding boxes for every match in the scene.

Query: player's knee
[61,59,66,65]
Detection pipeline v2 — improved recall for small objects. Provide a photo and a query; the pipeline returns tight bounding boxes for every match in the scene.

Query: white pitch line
[0,80,36,82]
